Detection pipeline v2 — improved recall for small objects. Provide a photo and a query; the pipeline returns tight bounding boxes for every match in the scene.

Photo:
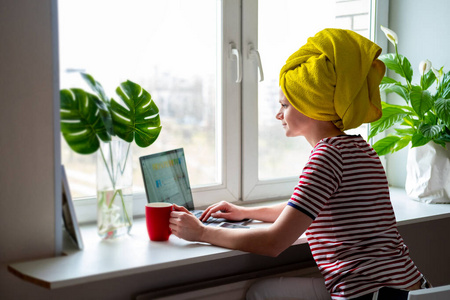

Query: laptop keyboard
[193,210,220,225]
[192,210,251,227]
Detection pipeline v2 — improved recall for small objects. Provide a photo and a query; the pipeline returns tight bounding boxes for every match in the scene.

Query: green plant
[369,26,450,155]
[60,73,161,232]
[60,73,161,154]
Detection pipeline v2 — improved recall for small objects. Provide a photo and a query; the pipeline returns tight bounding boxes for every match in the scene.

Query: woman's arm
[199,201,286,223]
[170,204,312,257]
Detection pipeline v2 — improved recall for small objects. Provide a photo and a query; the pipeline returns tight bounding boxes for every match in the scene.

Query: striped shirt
[288,135,422,299]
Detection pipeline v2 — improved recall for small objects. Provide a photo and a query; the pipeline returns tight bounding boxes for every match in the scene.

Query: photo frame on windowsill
[62,165,84,250]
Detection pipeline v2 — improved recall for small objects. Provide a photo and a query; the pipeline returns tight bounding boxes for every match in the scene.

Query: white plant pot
[405,142,450,203]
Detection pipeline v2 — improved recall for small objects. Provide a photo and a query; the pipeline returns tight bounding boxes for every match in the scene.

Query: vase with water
[97,138,133,239]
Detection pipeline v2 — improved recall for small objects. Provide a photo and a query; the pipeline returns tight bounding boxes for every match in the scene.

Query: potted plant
[60,73,162,238]
[369,26,450,203]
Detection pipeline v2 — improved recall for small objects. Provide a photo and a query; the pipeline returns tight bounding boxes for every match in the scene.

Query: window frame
[241,0,300,202]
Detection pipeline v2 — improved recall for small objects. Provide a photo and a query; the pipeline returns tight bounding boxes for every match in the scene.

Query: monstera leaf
[80,73,114,135]
[60,88,112,154]
[81,72,110,103]
[111,80,161,147]
[60,75,161,155]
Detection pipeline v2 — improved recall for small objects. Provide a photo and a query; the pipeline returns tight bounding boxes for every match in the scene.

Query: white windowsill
[8,187,450,289]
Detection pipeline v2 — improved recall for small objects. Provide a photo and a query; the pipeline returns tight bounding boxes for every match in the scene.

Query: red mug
[145,203,173,241]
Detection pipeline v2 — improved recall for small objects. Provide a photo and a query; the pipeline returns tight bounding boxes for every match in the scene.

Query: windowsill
[8,187,450,289]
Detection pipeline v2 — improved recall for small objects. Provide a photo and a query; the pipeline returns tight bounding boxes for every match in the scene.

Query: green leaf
[60,89,109,154]
[380,83,410,102]
[434,133,450,144]
[381,100,414,112]
[401,115,420,128]
[379,83,395,92]
[419,124,445,138]
[381,76,399,84]
[369,106,408,138]
[112,80,162,147]
[394,128,415,136]
[433,139,447,147]
[372,136,401,156]
[440,71,450,99]
[424,112,438,125]
[379,53,413,83]
[410,87,432,118]
[81,73,110,103]
[411,132,431,148]
[422,69,436,90]
[435,98,450,126]
[92,96,114,139]
[394,136,412,152]
[80,73,115,136]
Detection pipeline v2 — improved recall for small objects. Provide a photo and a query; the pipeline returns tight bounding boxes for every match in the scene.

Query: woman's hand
[199,201,246,222]
[169,203,311,257]
[169,204,205,242]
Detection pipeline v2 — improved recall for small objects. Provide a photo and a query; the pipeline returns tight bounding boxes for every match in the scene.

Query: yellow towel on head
[279,28,385,131]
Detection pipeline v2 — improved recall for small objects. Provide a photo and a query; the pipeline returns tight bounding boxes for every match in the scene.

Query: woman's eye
[281,104,288,108]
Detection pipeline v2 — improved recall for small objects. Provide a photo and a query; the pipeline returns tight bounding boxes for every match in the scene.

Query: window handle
[248,44,264,82]
[229,43,242,83]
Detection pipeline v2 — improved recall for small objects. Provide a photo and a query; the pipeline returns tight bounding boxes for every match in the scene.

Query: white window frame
[369,0,389,170]
[193,0,242,207]
[241,0,297,202]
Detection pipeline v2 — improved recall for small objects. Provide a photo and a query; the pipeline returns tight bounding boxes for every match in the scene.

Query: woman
[169,28,428,299]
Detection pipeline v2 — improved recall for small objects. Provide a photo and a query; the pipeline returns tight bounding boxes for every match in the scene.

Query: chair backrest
[408,284,450,300]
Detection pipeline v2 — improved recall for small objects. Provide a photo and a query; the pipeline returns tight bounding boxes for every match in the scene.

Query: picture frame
[61,165,84,250]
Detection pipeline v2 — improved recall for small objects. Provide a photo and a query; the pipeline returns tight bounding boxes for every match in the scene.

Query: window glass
[59,0,220,198]
[257,0,371,180]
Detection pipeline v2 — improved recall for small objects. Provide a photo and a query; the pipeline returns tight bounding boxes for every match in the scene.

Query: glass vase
[97,138,133,239]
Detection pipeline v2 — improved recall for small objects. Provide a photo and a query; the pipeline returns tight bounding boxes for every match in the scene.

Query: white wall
[384,0,450,187]
[0,0,61,298]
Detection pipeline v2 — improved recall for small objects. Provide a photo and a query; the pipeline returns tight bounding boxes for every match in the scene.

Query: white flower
[380,25,398,46]
[418,60,432,76]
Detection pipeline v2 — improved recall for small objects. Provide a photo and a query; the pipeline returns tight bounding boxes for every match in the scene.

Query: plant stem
[108,189,120,209]
[109,142,115,184]
[120,142,131,175]
[119,189,132,226]
[99,145,115,190]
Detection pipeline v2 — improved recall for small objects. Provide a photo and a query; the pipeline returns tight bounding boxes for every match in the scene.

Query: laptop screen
[139,148,195,210]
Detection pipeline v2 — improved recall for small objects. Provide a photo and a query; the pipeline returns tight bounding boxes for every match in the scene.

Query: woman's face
[276,89,315,137]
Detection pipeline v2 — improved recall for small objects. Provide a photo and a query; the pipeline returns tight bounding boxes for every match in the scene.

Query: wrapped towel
[279,28,385,131]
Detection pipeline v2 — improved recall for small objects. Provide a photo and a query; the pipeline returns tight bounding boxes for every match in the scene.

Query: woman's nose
[276,111,283,120]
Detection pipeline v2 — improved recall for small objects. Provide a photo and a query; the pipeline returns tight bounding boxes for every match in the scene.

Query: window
[258,0,372,180]
[59,0,237,219]
[59,0,378,222]
[242,0,373,200]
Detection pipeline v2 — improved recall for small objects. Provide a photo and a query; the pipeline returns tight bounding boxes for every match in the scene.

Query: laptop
[139,148,246,226]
